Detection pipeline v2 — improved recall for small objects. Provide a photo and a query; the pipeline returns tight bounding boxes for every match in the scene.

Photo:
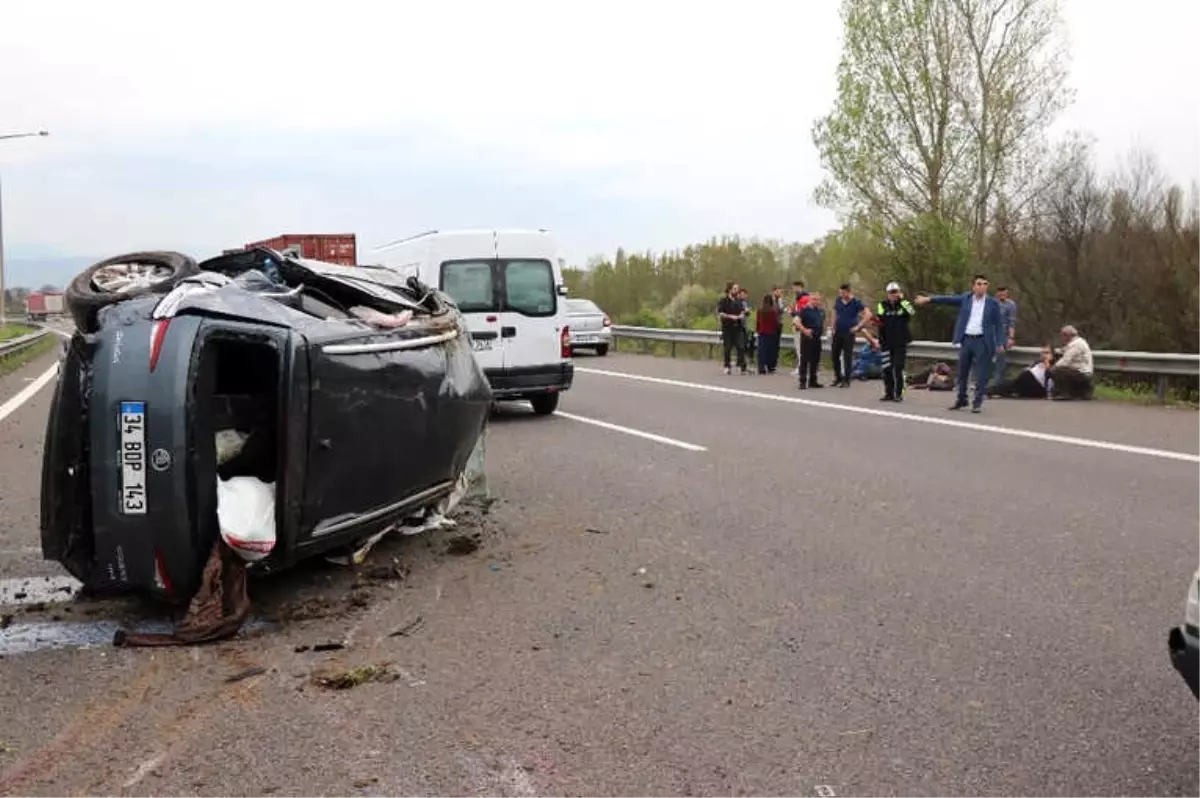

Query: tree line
[564,0,1199,355]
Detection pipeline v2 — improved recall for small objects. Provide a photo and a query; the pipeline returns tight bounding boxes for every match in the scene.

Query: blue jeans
[956,336,994,408]
[992,347,1010,386]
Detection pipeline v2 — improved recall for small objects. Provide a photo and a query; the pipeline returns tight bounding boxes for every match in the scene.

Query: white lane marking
[576,367,1200,464]
[554,410,707,452]
[0,363,58,425]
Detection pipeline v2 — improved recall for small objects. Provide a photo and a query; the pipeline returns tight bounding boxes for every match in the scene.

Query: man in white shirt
[1049,325,1094,400]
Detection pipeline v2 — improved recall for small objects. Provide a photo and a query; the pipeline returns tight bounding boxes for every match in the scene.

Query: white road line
[0,363,58,425]
[576,367,1200,464]
[554,410,707,452]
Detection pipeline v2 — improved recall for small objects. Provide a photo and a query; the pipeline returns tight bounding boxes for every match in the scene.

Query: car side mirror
[557,285,569,296]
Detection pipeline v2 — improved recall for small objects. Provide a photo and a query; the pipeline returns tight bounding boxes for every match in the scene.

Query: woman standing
[756,294,781,374]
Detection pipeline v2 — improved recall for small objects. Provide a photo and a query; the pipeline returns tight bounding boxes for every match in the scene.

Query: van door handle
[501,326,517,338]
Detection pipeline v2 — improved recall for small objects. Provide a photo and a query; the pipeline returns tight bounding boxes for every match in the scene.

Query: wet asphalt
[0,350,1197,797]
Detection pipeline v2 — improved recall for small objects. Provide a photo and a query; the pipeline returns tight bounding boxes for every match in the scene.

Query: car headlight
[1186,570,1199,629]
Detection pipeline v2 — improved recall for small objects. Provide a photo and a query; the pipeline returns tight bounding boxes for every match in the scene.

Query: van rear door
[497,258,561,372]
[439,259,505,371]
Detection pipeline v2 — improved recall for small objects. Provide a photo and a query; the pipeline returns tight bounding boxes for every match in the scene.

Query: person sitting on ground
[988,344,1055,399]
[1049,325,1094,400]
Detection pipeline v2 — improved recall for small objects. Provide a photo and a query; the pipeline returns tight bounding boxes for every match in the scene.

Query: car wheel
[596,344,609,357]
[529,393,560,415]
[66,251,200,333]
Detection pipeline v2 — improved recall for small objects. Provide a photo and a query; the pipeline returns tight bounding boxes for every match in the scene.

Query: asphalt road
[0,350,1197,797]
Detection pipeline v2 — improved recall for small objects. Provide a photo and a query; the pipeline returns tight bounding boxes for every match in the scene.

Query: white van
[368,229,574,415]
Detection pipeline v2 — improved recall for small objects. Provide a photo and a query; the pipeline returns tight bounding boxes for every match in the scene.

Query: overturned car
[41,248,492,605]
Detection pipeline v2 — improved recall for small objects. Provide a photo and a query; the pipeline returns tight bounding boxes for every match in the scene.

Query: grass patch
[0,324,35,342]
[0,333,57,378]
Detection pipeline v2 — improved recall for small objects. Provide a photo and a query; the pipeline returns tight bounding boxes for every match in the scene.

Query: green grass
[0,324,35,342]
[0,333,57,378]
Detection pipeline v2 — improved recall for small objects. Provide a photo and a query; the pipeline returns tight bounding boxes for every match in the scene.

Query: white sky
[0,0,1196,266]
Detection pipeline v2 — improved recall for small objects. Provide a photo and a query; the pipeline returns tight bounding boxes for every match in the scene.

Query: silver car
[566,298,612,356]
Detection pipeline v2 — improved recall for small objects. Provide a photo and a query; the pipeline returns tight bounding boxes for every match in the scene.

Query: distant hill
[3,256,96,291]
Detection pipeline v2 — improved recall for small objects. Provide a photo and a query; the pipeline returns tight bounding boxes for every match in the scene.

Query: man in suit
[914,274,1007,414]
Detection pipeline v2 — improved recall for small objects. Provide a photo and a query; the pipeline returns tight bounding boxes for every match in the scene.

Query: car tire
[596,344,609,357]
[66,251,200,333]
[529,393,560,415]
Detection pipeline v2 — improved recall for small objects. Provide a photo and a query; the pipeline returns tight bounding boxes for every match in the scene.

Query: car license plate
[118,401,147,515]
[471,338,494,352]
[575,334,598,344]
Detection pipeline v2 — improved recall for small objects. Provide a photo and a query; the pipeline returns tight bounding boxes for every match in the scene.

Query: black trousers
[722,326,746,370]
[799,335,822,386]
[830,331,855,382]
[989,370,1047,398]
[882,344,907,398]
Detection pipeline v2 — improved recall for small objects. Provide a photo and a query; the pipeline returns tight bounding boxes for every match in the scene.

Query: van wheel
[596,344,609,357]
[66,251,199,333]
[529,393,559,415]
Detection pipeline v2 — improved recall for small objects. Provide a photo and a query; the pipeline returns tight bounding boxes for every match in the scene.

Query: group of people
[715,274,1097,414]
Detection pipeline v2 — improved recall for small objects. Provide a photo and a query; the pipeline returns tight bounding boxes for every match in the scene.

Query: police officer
[875,281,916,402]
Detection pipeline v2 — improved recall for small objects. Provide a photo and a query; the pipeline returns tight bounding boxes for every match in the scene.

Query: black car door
[298,324,459,544]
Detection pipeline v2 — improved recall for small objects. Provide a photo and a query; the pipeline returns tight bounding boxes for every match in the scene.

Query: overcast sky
[0,0,1197,268]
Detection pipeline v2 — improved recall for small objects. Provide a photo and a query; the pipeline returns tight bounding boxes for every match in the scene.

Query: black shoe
[971,405,983,414]
[880,395,894,402]
[892,395,904,403]
[809,382,824,389]
[798,383,807,390]
[948,400,968,410]
[839,380,851,388]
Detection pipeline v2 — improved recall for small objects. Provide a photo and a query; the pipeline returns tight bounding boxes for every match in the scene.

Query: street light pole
[0,130,50,329]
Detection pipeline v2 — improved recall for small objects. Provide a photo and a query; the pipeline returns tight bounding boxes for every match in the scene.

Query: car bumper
[570,330,612,348]
[485,363,574,398]
[1168,625,1199,698]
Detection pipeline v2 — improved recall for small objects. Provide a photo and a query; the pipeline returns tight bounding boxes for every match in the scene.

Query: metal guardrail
[611,325,1200,402]
[0,327,52,362]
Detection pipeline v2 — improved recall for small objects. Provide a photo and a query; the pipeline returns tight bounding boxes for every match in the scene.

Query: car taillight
[603,315,611,327]
[153,550,174,598]
[561,326,571,358]
[148,319,170,372]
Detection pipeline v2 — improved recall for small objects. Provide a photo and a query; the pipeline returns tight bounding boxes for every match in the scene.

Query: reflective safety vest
[874,298,915,346]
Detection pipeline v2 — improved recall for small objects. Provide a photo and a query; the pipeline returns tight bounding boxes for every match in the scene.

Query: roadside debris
[313,663,398,690]
[585,526,608,535]
[445,535,481,556]
[389,615,425,637]
[113,543,250,648]
[225,666,267,683]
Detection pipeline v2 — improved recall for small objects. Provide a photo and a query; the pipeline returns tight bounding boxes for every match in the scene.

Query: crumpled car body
[40,248,493,603]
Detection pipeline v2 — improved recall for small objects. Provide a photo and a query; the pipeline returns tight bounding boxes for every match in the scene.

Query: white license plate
[471,338,494,352]
[575,334,599,343]
[118,401,147,515]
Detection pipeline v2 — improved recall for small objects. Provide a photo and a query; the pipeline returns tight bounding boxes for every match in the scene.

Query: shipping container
[243,233,357,266]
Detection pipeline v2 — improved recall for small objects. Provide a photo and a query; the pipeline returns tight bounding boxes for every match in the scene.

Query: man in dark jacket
[874,281,916,402]
[796,292,826,389]
[716,281,748,375]
[915,274,1007,413]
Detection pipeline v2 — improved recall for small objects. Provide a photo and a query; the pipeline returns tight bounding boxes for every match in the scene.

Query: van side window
[440,260,497,312]
[504,260,555,317]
